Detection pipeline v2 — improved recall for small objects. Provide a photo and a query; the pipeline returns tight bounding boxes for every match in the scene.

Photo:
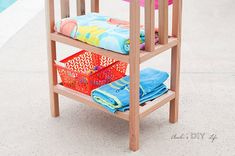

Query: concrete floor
[0,0,235,155]
[0,0,44,47]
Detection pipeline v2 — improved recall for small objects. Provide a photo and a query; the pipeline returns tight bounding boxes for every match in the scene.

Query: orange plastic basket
[55,50,127,95]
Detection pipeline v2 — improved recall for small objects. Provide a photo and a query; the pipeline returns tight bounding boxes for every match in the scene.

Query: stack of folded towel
[54,13,159,54]
[91,68,169,113]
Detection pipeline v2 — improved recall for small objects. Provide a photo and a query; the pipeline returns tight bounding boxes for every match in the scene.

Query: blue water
[0,0,17,13]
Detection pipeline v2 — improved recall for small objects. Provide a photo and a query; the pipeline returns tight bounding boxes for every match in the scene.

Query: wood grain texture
[140,37,178,63]
[91,0,99,12]
[61,0,70,18]
[50,33,178,64]
[77,0,85,15]
[129,0,140,152]
[140,91,175,118]
[45,0,59,117]
[50,33,130,63]
[170,0,182,123]
[144,0,155,51]
[158,0,168,44]
[54,84,129,121]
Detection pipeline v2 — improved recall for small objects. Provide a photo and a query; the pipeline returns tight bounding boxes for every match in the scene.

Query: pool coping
[0,0,44,47]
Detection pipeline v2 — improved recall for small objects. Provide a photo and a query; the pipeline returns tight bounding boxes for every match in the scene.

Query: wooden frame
[170,0,182,123]
[60,0,70,18]
[158,0,169,44]
[129,0,140,151]
[91,0,99,12]
[76,0,85,15]
[46,0,182,151]
[46,0,59,117]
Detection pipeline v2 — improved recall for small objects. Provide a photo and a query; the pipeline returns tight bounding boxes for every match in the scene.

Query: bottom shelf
[54,84,175,121]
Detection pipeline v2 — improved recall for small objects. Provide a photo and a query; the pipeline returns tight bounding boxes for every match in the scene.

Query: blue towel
[91,68,169,113]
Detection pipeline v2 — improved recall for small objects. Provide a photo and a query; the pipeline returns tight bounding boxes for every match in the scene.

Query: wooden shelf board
[54,84,129,121]
[50,33,178,64]
[50,33,130,63]
[140,37,178,63]
[139,90,175,118]
[54,84,175,121]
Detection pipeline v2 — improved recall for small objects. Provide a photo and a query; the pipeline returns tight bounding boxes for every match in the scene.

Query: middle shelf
[50,32,178,64]
[54,84,176,121]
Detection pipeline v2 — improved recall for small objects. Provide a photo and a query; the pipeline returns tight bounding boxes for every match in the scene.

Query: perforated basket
[55,50,127,95]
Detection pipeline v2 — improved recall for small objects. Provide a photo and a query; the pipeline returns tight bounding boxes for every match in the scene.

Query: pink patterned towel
[123,0,173,9]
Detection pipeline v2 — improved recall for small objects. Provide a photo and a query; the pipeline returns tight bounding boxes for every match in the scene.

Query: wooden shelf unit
[46,0,182,152]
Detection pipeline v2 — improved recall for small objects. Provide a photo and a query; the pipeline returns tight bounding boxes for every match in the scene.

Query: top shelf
[50,33,178,64]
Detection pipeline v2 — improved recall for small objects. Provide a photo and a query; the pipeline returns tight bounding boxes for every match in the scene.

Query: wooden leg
[169,46,180,123]
[169,99,178,123]
[129,0,140,151]
[50,92,59,117]
[129,73,140,151]
[170,0,182,123]
[129,65,140,151]
[48,40,60,117]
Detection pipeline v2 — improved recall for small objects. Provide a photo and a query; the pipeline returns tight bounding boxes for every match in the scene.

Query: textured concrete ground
[0,0,235,155]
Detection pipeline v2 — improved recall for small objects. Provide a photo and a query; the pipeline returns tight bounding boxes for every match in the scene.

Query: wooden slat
[61,0,70,18]
[91,0,99,12]
[140,37,178,63]
[172,0,182,38]
[77,0,85,15]
[170,0,182,123]
[54,84,129,121]
[144,0,155,52]
[158,0,168,44]
[50,33,130,63]
[140,91,175,118]
[129,0,140,152]
[45,0,60,117]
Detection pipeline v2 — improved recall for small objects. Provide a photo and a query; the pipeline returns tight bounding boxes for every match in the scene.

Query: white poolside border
[0,0,44,47]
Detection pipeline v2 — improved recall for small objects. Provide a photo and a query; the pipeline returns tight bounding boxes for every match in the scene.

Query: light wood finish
[60,0,70,18]
[77,0,85,15]
[46,0,183,151]
[170,0,182,123]
[54,84,175,121]
[50,32,178,64]
[45,0,59,117]
[140,37,178,63]
[50,33,130,63]
[140,91,175,118]
[158,0,169,44]
[129,0,140,151]
[54,84,129,120]
[144,0,155,51]
[91,0,99,13]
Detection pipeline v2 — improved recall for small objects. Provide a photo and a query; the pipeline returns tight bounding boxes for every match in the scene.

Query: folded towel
[123,0,173,9]
[92,68,169,113]
[55,13,159,54]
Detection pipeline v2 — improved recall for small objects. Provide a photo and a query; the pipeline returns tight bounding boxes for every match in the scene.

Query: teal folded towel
[91,68,169,113]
